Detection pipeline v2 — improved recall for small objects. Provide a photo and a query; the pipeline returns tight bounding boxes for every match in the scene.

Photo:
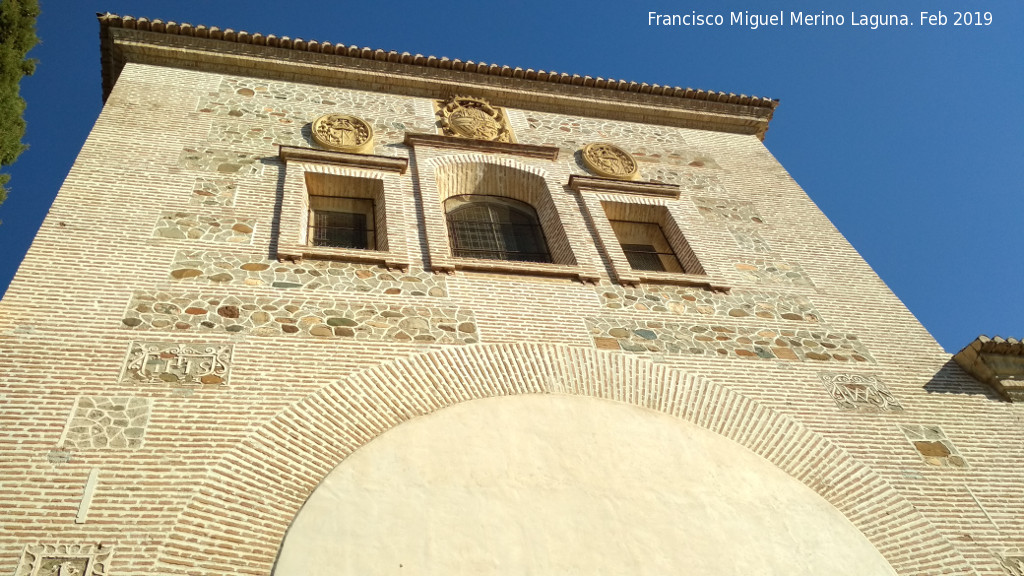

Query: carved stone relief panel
[819,373,903,411]
[60,397,150,451]
[310,114,374,153]
[14,544,112,576]
[580,143,639,180]
[120,341,232,388]
[435,95,514,142]
[899,424,966,467]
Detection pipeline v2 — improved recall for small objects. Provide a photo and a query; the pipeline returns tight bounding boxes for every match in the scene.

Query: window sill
[617,269,730,292]
[278,242,409,270]
[433,256,599,283]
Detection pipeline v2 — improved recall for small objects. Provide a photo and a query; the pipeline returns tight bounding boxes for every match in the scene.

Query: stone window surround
[276,146,410,269]
[412,143,601,282]
[570,175,726,291]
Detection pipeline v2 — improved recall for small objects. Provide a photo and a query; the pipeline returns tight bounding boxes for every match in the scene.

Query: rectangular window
[609,220,684,273]
[309,196,375,250]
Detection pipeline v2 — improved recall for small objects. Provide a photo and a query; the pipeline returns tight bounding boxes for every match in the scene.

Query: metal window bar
[620,244,670,272]
[608,219,684,273]
[310,210,374,249]
[446,201,551,263]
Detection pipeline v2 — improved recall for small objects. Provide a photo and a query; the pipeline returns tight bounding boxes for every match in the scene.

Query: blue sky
[1,0,1020,352]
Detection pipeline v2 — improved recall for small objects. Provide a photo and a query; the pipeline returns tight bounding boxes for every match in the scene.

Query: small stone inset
[693,196,764,224]
[178,146,265,176]
[735,258,814,287]
[597,285,820,323]
[587,318,873,362]
[727,225,772,253]
[152,213,254,243]
[15,544,112,576]
[997,550,1024,576]
[190,177,236,207]
[61,396,150,451]
[819,373,903,411]
[169,251,447,296]
[900,424,966,467]
[120,341,232,387]
[122,291,477,344]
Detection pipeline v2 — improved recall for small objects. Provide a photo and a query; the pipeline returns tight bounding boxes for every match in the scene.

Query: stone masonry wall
[0,60,1020,576]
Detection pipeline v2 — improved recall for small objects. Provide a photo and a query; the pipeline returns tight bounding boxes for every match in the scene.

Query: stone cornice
[403,133,560,160]
[278,146,409,174]
[567,175,680,199]
[98,13,778,139]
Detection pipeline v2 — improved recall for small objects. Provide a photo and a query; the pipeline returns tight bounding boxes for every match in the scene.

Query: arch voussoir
[155,343,976,576]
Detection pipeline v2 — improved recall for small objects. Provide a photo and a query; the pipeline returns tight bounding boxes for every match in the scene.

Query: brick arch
[424,152,552,179]
[154,344,975,575]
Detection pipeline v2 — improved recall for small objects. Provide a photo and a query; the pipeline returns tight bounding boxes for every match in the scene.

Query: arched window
[445,195,551,263]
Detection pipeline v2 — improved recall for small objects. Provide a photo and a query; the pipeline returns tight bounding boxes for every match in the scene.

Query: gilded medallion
[581,143,639,180]
[310,114,374,154]
[435,96,514,142]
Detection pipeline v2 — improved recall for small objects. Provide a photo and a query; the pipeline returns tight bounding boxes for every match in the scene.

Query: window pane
[313,210,368,249]
[445,196,551,263]
[609,220,684,273]
[309,196,375,250]
[621,244,666,272]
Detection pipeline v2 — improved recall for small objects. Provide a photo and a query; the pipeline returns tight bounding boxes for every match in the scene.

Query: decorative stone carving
[120,341,232,387]
[60,397,150,451]
[14,544,112,576]
[310,113,374,153]
[899,424,966,467]
[819,373,903,411]
[581,143,639,180]
[435,95,514,142]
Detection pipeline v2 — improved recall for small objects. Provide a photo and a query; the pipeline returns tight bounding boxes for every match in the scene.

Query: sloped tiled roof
[97,13,778,110]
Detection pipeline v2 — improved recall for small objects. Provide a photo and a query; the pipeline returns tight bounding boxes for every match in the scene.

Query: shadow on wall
[923,359,1002,400]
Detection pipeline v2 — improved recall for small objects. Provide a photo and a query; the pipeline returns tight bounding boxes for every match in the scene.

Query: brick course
[0,17,1020,576]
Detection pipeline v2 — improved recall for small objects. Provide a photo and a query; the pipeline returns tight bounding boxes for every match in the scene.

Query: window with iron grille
[308,196,375,250]
[445,195,551,263]
[609,220,684,273]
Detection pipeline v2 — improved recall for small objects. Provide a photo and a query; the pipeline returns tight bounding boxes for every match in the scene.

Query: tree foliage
[0,0,40,205]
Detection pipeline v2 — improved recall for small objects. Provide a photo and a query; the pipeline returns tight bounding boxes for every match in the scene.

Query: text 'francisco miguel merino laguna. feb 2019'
[647,10,993,29]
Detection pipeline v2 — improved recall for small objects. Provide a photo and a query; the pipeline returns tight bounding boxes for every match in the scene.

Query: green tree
[0,0,40,206]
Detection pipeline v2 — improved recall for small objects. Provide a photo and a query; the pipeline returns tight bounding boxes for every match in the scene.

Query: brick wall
[0,59,1020,575]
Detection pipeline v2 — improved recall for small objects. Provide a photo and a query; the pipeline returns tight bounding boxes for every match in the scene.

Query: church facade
[0,13,1021,576]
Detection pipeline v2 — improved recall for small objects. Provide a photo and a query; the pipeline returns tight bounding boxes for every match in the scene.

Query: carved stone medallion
[15,544,112,576]
[310,114,374,154]
[435,96,514,142]
[581,143,639,180]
